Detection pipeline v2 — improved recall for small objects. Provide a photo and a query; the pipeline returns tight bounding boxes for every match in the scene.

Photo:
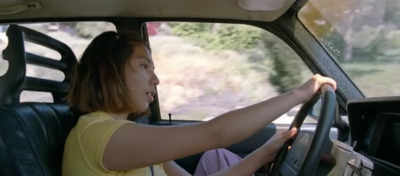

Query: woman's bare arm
[210,128,297,176]
[102,75,336,171]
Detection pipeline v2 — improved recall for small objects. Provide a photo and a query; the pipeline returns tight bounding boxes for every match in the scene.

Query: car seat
[0,24,79,176]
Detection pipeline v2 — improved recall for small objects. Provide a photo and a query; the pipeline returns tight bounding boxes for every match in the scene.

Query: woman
[62,31,336,176]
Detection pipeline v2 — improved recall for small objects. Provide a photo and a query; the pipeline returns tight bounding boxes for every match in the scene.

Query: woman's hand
[294,74,337,103]
[208,128,298,176]
[261,128,297,163]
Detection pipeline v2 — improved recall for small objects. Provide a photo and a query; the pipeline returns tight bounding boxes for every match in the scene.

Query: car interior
[0,0,399,176]
[0,24,80,176]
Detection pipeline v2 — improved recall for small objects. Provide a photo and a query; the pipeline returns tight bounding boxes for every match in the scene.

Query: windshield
[298,0,400,97]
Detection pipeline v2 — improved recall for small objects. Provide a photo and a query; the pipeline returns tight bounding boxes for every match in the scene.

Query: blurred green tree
[262,32,304,94]
[168,22,262,53]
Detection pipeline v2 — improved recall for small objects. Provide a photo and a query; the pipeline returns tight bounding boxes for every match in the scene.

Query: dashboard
[347,97,400,166]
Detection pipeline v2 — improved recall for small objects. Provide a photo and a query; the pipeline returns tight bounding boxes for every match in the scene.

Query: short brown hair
[67,31,150,114]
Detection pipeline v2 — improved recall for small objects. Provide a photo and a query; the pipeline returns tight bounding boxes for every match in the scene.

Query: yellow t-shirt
[62,111,166,176]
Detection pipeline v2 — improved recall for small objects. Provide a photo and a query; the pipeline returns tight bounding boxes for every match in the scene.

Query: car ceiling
[0,0,296,22]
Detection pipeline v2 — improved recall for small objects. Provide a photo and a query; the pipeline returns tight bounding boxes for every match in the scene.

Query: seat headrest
[0,24,77,105]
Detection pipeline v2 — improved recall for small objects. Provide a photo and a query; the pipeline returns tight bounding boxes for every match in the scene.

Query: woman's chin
[137,104,150,114]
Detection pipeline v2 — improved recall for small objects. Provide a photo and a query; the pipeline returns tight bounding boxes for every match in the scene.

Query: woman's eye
[141,64,149,69]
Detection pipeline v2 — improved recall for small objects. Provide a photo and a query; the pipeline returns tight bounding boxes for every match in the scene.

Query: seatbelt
[149,165,154,176]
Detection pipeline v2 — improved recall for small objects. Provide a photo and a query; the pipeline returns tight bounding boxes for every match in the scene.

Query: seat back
[0,103,78,176]
[0,24,79,176]
[0,24,77,105]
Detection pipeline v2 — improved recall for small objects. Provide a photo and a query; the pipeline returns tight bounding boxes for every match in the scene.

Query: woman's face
[124,43,159,113]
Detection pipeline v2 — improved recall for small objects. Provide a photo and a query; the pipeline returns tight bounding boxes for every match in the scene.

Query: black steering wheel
[270,84,336,176]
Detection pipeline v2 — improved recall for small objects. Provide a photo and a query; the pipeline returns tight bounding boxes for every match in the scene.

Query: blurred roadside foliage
[299,0,400,63]
[168,22,263,52]
[167,22,305,93]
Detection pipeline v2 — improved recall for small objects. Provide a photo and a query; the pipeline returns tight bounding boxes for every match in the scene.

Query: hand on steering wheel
[270,84,336,176]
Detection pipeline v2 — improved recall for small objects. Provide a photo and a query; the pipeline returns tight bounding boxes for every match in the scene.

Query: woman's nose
[150,71,160,86]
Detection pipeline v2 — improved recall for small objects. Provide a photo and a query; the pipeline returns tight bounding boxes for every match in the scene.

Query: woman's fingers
[313,74,337,90]
[280,127,297,142]
[288,127,297,138]
[296,74,337,103]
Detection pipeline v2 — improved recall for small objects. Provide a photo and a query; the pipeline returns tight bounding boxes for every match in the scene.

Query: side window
[146,22,313,124]
[0,22,116,103]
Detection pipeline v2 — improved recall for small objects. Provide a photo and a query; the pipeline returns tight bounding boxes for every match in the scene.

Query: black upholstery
[0,103,78,176]
[0,24,79,176]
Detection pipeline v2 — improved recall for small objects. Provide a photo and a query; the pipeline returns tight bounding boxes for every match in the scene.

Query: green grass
[341,63,400,97]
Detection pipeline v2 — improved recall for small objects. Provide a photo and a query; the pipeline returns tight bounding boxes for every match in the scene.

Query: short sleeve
[78,117,130,172]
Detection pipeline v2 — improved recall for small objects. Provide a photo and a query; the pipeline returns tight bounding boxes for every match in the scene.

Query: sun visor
[237,0,287,11]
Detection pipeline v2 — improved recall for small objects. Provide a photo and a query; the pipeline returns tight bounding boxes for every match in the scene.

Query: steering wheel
[270,84,336,176]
